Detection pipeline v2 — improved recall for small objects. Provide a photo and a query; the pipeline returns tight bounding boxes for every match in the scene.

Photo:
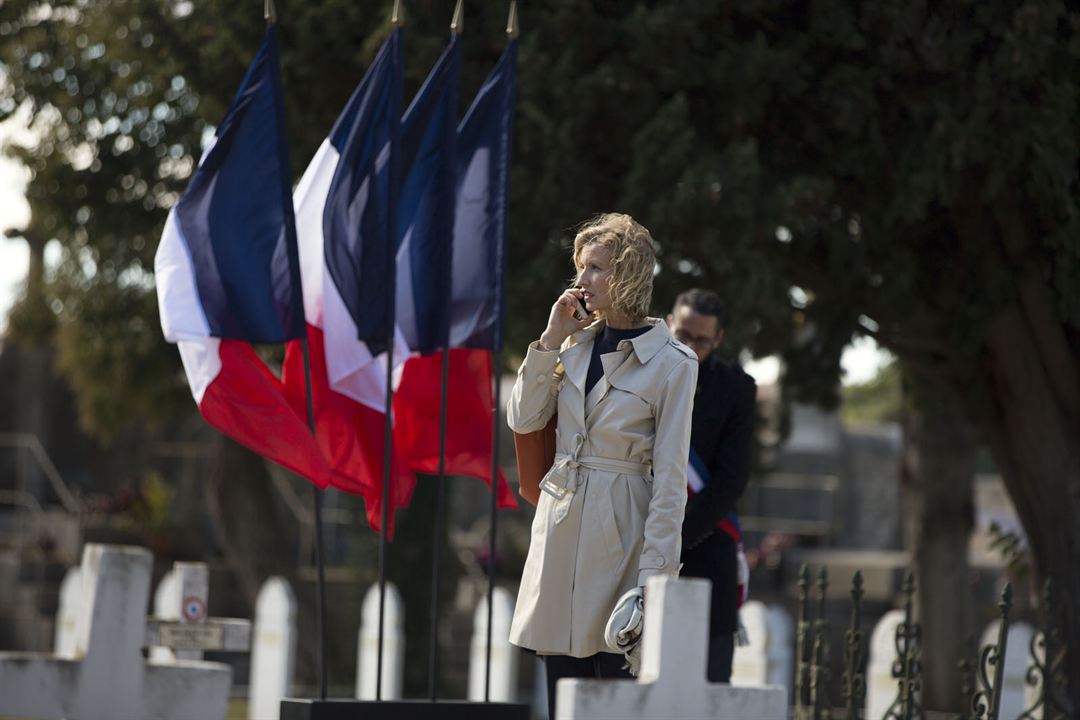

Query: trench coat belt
[540,435,651,525]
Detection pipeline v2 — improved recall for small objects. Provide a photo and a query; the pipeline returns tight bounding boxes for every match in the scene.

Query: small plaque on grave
[159,623,225,651]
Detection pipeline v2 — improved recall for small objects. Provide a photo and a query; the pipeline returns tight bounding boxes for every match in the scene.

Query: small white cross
[557,575,788,720]
[145,561,251,658]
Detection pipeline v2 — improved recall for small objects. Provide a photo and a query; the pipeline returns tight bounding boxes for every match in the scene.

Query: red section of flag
[282,324,414,536]
[393,348,518,509]
[199,340,332,488]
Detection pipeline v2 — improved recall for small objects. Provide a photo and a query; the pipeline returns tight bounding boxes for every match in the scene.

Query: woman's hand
[538,288,592,351]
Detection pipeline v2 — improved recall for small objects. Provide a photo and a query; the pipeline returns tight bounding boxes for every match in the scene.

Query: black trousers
[680,531,738,683]
[543,652,633,719]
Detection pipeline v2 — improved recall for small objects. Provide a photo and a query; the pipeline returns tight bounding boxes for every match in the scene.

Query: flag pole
[427,0,465,702]
[376,0,404,702]
[266,0,330,701]
[485,3,517,701]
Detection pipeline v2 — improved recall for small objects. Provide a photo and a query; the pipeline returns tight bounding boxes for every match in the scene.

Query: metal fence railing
[793,564,1072,720]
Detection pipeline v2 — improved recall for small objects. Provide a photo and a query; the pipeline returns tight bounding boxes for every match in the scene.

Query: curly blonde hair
[572,213,656,324]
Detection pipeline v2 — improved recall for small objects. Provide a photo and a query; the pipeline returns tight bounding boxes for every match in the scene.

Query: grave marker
[0,544,233,720]
[557,576,787,720]
[249,576,297,720]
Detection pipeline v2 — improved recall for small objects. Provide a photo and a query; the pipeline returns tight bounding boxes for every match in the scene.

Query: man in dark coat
[668,288,757,683]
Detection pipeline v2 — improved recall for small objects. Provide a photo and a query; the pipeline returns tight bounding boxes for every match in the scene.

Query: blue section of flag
[449,39,517,351]
[688,446,711,485]
[397,35,461,354]
[174,26,303,343]
[689,446,742,532]
[323,28,403,355]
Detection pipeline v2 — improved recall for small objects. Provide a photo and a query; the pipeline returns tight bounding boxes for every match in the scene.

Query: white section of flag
[154,208,221,405]
[155,209,211,344]
[292,138,408,413]
[687,462,705,493]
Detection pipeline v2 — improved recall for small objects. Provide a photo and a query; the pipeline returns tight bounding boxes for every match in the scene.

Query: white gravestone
[980,620,1034,720]
[143,560,250,662]
[533,655,549,719]
[53,565,82,658]
[557,576,787,720]
[356,582,405,700]
[0,543,233,720]
[249,576,297,720]
[732,601,769,684]
[150,562,210,662]
[731,602,794,694]
[765,605,795,691]
[866,609,905,720]
[467,586,518,701]
[151,568,180,662]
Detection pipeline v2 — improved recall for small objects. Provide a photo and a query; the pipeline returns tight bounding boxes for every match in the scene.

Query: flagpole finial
[450,0,464,34]
[391,0,404,27]
[264,0,277,25]
[506,0,519,38]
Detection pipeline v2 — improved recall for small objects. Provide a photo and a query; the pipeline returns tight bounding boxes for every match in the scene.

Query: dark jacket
[681,354,757,551]
[679,354,756,637]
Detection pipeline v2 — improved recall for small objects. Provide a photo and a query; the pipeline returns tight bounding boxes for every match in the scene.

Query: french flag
[280,27,414,533]
[155,26,331,488]
[390,35,517,509]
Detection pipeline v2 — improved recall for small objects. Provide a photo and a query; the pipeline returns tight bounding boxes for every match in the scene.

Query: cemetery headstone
[732,601,769,684]
[557,576,787,720]
[732,601,794,695]
[149,562,210,662]
[0,543,233,720]
[866,609,905,720]
[980,619,1034,720]
[765,605,794,690]
[467,586,518,702]
[356,582,405,700]
[249,576,297,720]
[53,565,81,659]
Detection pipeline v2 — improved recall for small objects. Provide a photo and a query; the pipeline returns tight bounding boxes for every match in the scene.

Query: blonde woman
[507,213,698,716]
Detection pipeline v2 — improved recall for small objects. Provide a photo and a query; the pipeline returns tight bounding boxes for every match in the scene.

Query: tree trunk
[900,375,976,714]
[951,194,1080,712]
[979,303,1080,714]
[204,436,323,684]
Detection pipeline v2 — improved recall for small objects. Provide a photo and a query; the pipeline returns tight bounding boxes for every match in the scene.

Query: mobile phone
[571,288,591,322]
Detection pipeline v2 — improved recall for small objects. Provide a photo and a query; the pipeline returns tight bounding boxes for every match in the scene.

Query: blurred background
[1,0,1077,714]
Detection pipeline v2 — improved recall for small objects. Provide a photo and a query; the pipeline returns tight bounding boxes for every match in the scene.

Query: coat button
[536,375,546,384]
[655,556,665,567]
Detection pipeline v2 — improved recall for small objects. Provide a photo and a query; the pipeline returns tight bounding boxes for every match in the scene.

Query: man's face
[667,305,723,363]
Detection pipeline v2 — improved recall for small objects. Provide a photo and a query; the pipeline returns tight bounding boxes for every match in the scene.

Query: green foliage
[841,360,902,426]
[1,0,1078,441]
[988,520,1031,579]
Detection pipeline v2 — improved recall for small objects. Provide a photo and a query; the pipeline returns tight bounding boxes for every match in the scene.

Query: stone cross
[557,575,788,720]
[0,543,233,720]
[144,561,251,660]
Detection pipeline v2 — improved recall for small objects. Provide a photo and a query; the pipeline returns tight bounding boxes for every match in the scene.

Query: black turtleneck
[584,325,650,396]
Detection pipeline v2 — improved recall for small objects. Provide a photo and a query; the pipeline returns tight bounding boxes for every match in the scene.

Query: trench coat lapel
[585,348,631,424]
[559,339,592,395]
[584,373,608,418]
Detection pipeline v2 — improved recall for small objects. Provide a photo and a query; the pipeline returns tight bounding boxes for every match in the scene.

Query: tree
[4,0,1079,707]
[506,2,1080,708]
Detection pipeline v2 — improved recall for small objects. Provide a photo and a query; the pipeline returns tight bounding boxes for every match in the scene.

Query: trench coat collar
[559,317,671,392]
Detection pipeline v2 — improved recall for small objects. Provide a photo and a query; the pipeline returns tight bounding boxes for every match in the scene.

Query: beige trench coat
[507,318,698,656]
